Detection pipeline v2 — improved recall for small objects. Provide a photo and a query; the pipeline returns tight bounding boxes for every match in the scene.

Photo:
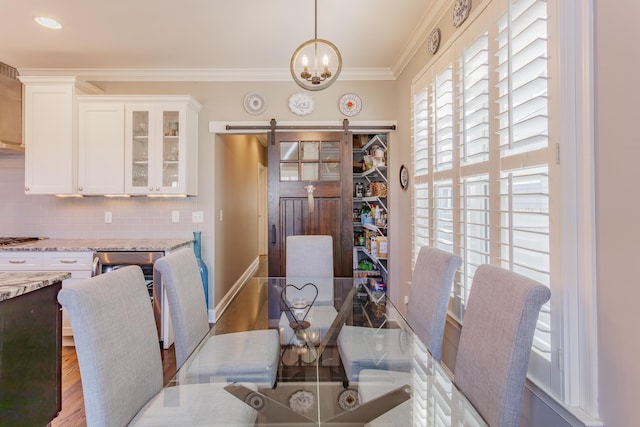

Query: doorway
[267,131,354,277]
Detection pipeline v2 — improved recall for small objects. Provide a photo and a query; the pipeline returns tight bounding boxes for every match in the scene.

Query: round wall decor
[399,164,409,190]
[428,28,441,55]
[243,92,267,115]
[453,0,471,28]
[289,92,315,116]
[338,93,362,117]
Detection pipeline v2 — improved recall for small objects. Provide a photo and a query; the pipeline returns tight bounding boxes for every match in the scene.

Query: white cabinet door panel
[78,102,125,195]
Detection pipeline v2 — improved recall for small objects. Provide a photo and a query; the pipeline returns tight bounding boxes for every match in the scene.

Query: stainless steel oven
[96,251,165,344]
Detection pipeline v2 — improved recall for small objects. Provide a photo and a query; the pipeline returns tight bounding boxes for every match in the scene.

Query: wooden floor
[51,256,268,427]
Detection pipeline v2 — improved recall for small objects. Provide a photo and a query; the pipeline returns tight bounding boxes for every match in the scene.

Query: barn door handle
[271,225,276,244]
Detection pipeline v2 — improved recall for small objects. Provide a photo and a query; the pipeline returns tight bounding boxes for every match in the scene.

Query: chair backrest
[57,266,163,427]
[406,245,462,362]
[286,235,333,277]
[286,235,334,303]
[154,247,210,367]
[454,264,551,427]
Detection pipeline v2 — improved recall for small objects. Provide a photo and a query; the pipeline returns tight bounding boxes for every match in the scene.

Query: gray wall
[594,0,640,425]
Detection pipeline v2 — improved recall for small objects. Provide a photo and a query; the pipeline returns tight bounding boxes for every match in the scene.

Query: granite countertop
[0,238,193,252]
[0,271,71,302]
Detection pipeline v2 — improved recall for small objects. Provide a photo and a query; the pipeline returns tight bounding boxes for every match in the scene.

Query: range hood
[0,63,24,155]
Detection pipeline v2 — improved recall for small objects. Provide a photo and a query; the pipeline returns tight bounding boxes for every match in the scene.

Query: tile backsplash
[0,156,202,239]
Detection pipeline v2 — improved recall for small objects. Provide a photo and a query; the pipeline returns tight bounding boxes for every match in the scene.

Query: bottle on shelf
[374,206,382,226]
[360,203,372,224]
[370,235,377,256]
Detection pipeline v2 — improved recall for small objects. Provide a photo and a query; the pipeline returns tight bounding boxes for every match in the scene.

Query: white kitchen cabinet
[0,252,43,270]
[124,97,201,195]
[0,251,94,345]
[19,77,102,195]
[42,252,95,344]
[77,101,125,195]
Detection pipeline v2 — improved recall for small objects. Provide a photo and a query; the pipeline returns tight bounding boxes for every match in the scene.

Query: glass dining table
[164,277,487,426]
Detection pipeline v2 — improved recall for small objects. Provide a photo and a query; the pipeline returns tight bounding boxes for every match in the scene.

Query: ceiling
[0,0,438,81]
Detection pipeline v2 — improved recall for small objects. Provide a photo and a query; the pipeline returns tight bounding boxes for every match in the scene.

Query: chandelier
[290,0,342,91]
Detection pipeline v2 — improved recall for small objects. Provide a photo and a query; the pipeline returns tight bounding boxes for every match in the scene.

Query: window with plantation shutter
[432,67,454,172]
[496,0,551,383]
[411,0,556,396]
[434,180,454,253]
[413,182,429,255]
[413,89,429,177]
[457,175,490,321]
[497,0,549,156]
[459,33,489,166]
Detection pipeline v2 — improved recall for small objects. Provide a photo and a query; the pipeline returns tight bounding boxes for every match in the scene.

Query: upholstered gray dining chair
[57,265,257,427]
[154,247,280,388]
[286,234,334,304]
[286,234,334,277]
[454,264,551,427]
[338,245,461,382]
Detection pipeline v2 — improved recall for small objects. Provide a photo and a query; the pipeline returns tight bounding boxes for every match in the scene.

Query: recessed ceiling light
[34,16,62,30]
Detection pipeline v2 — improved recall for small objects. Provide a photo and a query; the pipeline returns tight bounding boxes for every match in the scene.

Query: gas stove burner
[0,237,42,246]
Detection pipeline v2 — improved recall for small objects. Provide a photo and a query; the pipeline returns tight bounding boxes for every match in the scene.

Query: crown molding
[391,0,449,77]
[16,67,396,82]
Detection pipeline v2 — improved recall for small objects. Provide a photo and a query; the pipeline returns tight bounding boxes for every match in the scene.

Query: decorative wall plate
[453,0,471,28]
[243,92,267,115]
[428,28,441,55]
[338,389,360,411]
[399,164,409,190]
[289,390,315,413]
[339,93,362,117]
[289,92,315,116]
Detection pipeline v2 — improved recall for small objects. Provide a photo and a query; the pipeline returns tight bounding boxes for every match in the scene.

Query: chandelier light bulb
[300,55,312,79]
[323,55,329,66]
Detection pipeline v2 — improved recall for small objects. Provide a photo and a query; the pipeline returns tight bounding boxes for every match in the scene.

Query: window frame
[409,0,598,418]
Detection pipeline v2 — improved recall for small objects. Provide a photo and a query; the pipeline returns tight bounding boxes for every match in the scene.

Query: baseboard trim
[208,257,259,322]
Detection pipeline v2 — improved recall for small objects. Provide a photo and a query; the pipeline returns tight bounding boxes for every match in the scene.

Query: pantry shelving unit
[352,134,389,286]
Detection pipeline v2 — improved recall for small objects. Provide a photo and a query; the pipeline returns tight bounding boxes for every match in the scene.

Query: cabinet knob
[156,186,160,191]
[25,186,29,192]
[149,187,154,191]
[78,186,83,191]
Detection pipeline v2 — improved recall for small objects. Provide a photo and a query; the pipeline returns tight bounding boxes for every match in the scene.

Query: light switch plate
[104,212,112,223]
[192,211,204,223]
[171,211,180,223]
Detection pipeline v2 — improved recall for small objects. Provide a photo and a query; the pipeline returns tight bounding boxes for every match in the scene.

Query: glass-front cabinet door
[129,109,151,191]
[161,109,181,191]
[125,104,187,195]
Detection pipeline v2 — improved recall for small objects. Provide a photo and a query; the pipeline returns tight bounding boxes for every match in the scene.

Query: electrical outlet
[171,210,180,223]
[104,211,112,223]
[192,211,204,223]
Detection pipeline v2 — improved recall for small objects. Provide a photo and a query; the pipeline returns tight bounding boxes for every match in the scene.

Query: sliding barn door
[268,131,353,277]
